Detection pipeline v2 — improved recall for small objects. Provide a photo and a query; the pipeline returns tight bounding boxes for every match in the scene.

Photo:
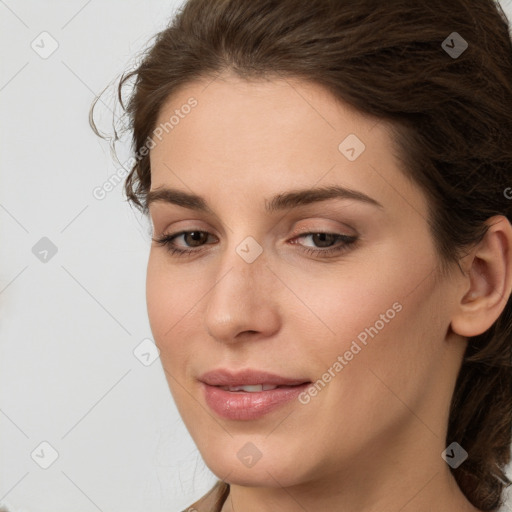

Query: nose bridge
[217,230,269,294]
[204,234,279,342]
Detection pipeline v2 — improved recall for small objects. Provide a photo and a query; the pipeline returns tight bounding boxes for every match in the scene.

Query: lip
[199,368,311,420]
[199,368,310,387]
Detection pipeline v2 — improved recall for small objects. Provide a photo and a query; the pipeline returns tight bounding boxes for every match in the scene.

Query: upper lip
[199,369,311,387]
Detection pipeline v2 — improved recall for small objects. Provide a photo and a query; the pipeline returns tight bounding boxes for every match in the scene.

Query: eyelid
[288,222,357,239]
[151,218,215,238]
[154,217,357,240]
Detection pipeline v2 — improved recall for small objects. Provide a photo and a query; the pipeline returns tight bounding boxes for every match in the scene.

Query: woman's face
[146,73,467,489]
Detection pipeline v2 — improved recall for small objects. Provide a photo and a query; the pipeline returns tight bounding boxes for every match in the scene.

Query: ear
[450,215,512,338]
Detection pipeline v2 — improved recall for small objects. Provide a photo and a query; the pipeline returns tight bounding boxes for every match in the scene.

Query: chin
[198,438,317,489]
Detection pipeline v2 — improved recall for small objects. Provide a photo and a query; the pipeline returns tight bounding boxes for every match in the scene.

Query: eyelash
[152,230,358,258]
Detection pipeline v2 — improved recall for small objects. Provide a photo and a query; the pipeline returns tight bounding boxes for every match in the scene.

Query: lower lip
[201,383,311,420]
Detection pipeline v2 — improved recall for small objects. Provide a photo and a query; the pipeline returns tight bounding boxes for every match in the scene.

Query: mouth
[198,369,312,420]
[216,383,306,392]
[199,368,310,387]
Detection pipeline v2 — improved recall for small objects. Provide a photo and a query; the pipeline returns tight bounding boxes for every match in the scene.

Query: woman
[91,0,512,510]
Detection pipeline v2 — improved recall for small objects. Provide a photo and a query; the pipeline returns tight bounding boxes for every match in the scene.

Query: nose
[204,240,281,345]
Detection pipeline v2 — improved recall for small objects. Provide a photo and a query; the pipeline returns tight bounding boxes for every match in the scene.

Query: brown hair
[90,0,512,509]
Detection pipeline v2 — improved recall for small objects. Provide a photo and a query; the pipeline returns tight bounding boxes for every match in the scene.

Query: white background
[1,1,511,511]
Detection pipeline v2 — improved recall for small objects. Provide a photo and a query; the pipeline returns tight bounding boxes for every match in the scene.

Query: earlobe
[451,215,512,338]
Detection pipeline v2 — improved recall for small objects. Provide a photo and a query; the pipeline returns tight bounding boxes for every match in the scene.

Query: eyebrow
[146,184,383,213]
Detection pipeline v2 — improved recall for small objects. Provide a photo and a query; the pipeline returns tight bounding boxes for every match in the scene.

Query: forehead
[148,74,427,220]
[151,74,375,164]
[155,76,365,169]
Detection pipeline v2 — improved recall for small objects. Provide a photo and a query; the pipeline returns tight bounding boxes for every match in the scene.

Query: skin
[146,71,512,512]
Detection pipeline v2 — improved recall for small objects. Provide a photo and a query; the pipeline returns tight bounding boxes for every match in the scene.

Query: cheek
[316,271,444,424]
[285,242,442,384]
[146,257,172,340]
[145,254,202,355]
[280,256,421,348]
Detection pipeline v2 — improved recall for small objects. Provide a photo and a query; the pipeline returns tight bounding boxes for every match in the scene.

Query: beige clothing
[181,481,230,512]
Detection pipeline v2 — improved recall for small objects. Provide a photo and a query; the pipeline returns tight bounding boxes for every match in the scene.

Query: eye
[290,232,358,257]
[152,230,358,258]
[152,230,217,257]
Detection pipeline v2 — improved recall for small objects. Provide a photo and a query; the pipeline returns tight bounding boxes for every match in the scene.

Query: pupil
[187,231,206,247]
[314,233,335,247]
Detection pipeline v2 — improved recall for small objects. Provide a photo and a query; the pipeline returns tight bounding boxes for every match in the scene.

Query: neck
[221,471,478,512]
[220,432,481,512]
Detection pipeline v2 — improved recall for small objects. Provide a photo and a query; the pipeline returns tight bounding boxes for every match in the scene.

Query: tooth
[218,384,280,392]
[235,385,264,392]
